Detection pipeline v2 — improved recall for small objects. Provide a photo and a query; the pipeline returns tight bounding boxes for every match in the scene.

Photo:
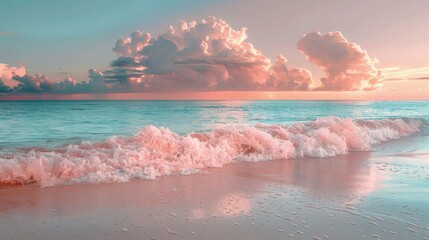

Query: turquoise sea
[1,100,428,150]
[0,100,428,186]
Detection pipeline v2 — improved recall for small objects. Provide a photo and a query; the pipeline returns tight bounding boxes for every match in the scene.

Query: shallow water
[0,101,428,186]
[0,100,429,239]
[0,137,428,239]
[1,101,428,149]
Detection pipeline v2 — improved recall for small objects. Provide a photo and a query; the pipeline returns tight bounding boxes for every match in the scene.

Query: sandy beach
[1,136,428,240]
[1,1,429,239]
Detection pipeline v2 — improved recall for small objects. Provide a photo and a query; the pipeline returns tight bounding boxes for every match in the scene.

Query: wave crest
[0,117,425,187]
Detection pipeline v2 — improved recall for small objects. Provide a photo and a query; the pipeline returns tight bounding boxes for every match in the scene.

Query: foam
[0,117,425,187]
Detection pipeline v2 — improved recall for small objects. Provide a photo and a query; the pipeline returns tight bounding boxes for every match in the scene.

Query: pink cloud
[113,31,151,57]
[1,18,389,95]
[108,17,313,91]
[0,63,26,90]
[267,55,313,90]
[297,31,384,90]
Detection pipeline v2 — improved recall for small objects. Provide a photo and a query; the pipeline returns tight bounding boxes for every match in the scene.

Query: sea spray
[0,117,425,187]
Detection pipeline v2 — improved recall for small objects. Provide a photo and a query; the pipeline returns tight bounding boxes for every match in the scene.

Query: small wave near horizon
[0,117,426,187]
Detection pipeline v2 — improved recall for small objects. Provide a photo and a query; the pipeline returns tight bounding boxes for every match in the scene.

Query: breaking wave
[0,117,426,187]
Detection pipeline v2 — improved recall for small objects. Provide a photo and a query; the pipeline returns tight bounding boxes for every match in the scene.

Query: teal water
[1,101,428,150]
[1,101,428,238]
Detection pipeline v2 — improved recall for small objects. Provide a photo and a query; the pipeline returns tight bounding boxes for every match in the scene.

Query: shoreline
[1,140,428,239]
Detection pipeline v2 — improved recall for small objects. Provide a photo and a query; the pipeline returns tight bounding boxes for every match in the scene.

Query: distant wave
[0,117,426,187]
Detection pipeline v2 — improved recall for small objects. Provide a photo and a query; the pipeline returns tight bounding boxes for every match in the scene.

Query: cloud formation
[12,74,56,93]
[1,17,387,95]
[297,31,384,90]
[267,55,312,90]
[0,63,26,89]
[0,69,125,94]
[108,17,313,91]
[0,80,10,93]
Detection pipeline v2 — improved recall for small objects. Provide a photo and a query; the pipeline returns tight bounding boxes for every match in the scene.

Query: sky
[0,0,428,100]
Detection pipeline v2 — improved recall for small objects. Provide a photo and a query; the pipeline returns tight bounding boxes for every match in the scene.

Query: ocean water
[0,100,428,186]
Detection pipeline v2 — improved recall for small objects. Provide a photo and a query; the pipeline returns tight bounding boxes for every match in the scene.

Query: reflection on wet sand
[214,151,387,198]
[189,194,251,219]
[1,148,428,240]
[215,194,251,217]
[0,151,386,217]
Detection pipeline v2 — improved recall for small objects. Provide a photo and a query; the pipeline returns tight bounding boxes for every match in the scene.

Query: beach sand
[1,136,428,240]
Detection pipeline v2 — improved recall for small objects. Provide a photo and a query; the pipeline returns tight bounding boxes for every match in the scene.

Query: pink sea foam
[0,117,425,187]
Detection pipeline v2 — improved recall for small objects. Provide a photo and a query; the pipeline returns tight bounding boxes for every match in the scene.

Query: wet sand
[1,136,429,240]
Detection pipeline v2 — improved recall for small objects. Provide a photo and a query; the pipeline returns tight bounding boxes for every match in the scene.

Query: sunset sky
[1,0,428,100]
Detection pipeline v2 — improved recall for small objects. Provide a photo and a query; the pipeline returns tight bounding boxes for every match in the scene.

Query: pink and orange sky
[1,0,428,100]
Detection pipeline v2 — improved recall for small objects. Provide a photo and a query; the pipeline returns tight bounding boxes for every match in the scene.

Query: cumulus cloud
[1,18,388,95]
[113,31,151,57]
[297,31,384,90]
[0,68,126,94]
[55,69,128,93]
[108,17,313,91]
[0,80,10,93]
[12,74,56,93]
[0,63,26,88]
[267,55,312,90]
